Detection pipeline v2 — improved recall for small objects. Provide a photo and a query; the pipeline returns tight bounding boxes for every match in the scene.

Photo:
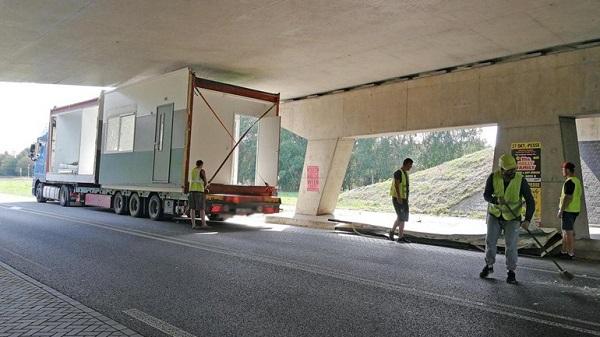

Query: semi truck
[29,68,281,221]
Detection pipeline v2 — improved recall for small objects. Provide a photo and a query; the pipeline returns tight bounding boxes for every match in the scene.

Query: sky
[481,126,497,147]
[0,82,108,155]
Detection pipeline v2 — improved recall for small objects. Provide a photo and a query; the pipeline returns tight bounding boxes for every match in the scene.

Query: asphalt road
[1,200,599,337]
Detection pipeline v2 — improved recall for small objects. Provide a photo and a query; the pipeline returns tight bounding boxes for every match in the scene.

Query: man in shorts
[389,158,413,243]
[189,160,210,229]
[557,161,582,259]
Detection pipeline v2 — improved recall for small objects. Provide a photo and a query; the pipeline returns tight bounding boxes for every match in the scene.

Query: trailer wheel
[113,192,128,215]
[148,195,163,221]
[35,183,46,203]
[208,214,224,221]
[129,193,144,218]
[59,185,70,207]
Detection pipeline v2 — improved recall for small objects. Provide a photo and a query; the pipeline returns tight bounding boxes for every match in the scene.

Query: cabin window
[105,114,136,153]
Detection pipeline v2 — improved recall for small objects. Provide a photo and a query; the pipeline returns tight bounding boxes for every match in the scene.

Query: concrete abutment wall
[281,46,600,237]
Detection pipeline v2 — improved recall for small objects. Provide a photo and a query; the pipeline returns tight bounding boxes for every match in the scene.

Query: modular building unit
[31,68,281,220]
[93,67,281,219]
[98,69,189,191]
[98,67,281,193]
[33,99,101,204]
[47,98,101,184]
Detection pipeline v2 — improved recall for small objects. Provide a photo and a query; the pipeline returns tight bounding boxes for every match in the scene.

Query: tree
[278,128,307,191]
[16,153,32,176]
[0,155,17,176]
[236,116,258,185]
[341,128,487,190]
[417,129,486,168]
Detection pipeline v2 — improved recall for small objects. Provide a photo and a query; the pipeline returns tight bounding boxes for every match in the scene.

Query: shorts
[392,197,409,222]
[561,211,578,231]
[188,192,205,210]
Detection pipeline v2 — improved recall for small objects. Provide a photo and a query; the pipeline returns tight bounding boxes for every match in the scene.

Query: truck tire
[208,214,224,221]
[129,193,144,218]
[59,185,70,207]
[148,195,163,221]
[113,192,128,215]
[35,183,46,203]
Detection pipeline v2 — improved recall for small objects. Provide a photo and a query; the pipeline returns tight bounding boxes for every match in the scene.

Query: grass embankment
[337,148,494,218]
[278,191,298,205]
[0,177,32,197]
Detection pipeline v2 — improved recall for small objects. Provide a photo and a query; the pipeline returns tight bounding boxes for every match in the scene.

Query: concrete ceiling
[1,0,600,99]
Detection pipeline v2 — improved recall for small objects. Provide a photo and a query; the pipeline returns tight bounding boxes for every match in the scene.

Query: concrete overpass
[2,1,600,245]
[282,46,600,240]
[2,0,600,98]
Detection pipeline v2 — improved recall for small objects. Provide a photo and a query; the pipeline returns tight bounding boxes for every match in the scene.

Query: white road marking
[3,205,600,335]
[124,309,196,337]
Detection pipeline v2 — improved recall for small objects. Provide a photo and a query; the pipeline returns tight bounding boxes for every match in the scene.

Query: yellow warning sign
[511,142,542,226]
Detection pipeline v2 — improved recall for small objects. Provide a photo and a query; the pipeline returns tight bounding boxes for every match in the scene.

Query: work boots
[479,265,493,278]
[506,270,518,285]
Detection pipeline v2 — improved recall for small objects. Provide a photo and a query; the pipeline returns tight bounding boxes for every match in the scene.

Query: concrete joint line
[318,139,339,208]
[0,246,52,271]
[124,309,196,337]
[3,205,600,335]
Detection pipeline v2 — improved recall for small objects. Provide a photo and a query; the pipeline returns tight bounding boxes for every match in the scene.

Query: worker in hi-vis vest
[558,161,582,259]
[189,159,210,229]
[480,154,535,285]
[389,158,413,243]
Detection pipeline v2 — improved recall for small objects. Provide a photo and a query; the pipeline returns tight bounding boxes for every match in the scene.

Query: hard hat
[499,154,517,170]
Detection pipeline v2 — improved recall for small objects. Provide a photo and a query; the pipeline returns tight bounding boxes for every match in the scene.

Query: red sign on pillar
[307,165,320,192]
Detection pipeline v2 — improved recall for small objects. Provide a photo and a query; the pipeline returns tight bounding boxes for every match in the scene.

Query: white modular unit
[46,99,100,184]
[98,68,190,192]
[98,68,281,194]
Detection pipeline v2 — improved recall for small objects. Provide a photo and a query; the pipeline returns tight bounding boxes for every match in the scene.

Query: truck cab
[29,133,48,201]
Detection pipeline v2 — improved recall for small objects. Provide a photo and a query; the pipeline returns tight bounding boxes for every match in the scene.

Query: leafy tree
[236,116,258,185]
[0,152,6,174]
[278,128,307,191]
[342,128,487,190]
[0,155,17,176]
[16,149,32,176]
[417,129,486,168]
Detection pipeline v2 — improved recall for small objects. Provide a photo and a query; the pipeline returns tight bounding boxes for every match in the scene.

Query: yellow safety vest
[560,176,582,213]
[389,169,408,199]
[190,167,205,192]
[488,171,523,221]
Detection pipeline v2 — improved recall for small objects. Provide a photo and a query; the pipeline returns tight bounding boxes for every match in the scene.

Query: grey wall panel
[134,115,157,152]
[172,109,186,149]
[100,151,154,185]
[99,149,184,188]
[134,109,186,152]
[169,148,183,186]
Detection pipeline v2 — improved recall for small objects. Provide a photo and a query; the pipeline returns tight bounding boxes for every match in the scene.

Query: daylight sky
[0,82,108,155]
[0,82,498,155]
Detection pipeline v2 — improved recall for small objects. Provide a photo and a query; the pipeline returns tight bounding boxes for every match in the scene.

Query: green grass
[0,177,33,197]
[278,191,298,205]
[337,148,494,218]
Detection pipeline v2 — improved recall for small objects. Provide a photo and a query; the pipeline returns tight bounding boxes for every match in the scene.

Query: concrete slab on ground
[267,207,600,261]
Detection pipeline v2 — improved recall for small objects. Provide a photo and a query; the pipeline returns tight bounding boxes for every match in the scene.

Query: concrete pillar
[495,123,590,238]
[296,138,354,215]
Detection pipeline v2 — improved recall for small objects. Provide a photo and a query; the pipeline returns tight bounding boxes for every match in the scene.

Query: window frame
[104,113,136,154]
